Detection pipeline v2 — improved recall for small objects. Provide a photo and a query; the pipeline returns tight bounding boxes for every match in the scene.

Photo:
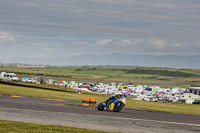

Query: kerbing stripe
[10,96,21,98]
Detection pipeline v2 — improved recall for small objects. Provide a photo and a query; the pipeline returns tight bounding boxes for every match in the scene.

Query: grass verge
[0,84,108,103]
[126,100,200,115]
[0,120,116,133]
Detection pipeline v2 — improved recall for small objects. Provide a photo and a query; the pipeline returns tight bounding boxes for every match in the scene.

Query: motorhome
[0,72,19,81]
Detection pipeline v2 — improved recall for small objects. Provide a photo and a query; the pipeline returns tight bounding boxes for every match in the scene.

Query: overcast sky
[0,0,200,62]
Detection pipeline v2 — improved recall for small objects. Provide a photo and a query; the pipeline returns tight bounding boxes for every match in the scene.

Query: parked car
[22,77,37,83]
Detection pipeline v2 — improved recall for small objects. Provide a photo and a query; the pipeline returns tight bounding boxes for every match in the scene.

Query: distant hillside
[0,53,200,69]
[58,54,200,69]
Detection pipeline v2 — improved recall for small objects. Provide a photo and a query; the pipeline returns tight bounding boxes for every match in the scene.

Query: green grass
[0,120,115,133]
[0,84,108,103]
[74,68,124,76]
[126,100,200,115]
[1,66,200,86]
[0,83,200,115]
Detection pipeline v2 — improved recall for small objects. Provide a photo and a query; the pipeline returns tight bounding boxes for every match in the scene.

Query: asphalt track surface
[0,95,200,133]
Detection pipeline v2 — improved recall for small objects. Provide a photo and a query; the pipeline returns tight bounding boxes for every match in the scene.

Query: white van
[0,72,19,81]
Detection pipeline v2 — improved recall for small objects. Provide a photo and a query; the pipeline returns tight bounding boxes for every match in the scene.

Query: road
[0,95,200,133]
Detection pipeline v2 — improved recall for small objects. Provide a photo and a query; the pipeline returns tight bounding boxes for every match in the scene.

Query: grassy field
[127,100,200,115]
[0,84,107,102]
[0,83,200,115]
[0,120,115,133]
[1,66,200,87]
[0,66,200,115]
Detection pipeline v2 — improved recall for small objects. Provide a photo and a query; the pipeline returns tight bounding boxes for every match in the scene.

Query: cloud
[72,41,88,45]
[120,40,131,47]
[171,43,181,48]
[148,38,166,49]
[88,0,119,3]
[96,39,134,48]
[96,40,113,47]
[192,41,200,48]
[140,37,185,51]
[44,47,53,52]
[15,2,38,7]
[0,0,200,63]
[151,3,176,8]
[0,32,15,41]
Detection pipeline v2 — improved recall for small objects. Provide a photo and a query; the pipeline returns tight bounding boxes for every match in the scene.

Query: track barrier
[82,97,96,106]
[89,98,96,106]
[82,97,89,106]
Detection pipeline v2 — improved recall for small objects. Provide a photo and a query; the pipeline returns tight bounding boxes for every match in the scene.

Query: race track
[0,95,200,133]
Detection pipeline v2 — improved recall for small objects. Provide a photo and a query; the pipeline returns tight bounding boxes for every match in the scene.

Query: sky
[0,0,200,64]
